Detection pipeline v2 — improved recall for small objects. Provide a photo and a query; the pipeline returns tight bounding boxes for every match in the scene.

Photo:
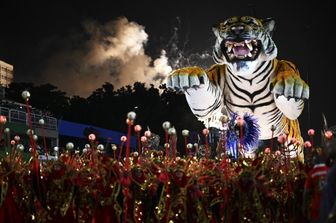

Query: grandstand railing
[0,106,58,130]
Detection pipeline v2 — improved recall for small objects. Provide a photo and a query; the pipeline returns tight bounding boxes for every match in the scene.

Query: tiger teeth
[227,44,233,52]
[234,42,244,47]
[246,42,253,51]
[247,52,253,57]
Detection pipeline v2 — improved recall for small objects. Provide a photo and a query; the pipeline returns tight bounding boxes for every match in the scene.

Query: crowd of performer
[0,123,335,223]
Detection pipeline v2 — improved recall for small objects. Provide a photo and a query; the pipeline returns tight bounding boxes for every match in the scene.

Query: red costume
[304,163,329,221]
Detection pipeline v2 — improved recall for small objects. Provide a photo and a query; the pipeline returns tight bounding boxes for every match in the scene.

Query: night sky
[0,0,335,137]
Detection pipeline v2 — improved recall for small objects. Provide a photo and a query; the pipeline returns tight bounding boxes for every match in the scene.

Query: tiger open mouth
[222,39,260,61]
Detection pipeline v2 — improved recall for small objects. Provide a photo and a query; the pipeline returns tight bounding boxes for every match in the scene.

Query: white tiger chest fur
[223,60,285,140]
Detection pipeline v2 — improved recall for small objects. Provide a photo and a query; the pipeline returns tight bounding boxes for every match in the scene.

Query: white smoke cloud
[164,17,213,70]
[153,50,172,80]
[40,17,172,97]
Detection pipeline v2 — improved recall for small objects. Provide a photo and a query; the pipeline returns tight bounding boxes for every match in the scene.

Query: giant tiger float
[167,16,309,161]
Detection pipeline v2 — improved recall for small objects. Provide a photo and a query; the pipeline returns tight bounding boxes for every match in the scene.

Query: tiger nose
[231,25,245,35]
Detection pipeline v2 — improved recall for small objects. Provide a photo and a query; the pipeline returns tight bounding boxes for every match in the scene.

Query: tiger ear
[262,18,276,35]
[212,25,220,38]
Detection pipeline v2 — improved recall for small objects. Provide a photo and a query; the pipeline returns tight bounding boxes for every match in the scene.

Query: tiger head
[213,16,277,76]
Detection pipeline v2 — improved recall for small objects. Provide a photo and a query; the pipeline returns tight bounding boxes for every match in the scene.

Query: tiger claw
[172,86,179,91]
[183,86,190,91]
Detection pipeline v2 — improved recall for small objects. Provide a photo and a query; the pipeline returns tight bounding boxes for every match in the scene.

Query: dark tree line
[5,81,205,148]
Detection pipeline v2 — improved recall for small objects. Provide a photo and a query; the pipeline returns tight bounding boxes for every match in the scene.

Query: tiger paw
[271,73,309,100]
[166,66,209,91]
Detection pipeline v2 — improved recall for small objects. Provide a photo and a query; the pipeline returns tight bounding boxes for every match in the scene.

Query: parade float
[0,16,333,223]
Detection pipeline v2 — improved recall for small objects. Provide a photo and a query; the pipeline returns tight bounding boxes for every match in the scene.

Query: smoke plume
[164,17,213,71]
[40,17,172,97]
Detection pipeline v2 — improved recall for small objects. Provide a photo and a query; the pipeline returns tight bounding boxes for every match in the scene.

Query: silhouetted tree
[6,82,34,102]
[31,84,69,118]
[6,82,69,118]
[64,96,89,124]
[5,81,205,152]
